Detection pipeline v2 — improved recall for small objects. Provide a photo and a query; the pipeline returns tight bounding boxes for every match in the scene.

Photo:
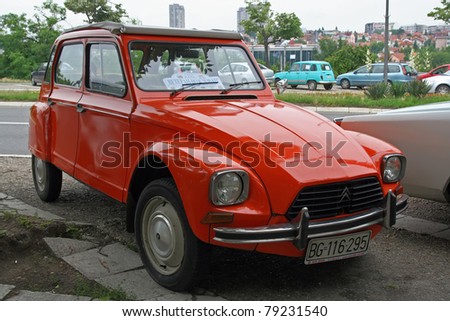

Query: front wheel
[135,178,209,291]
[436,84,450,94]
[340,79,351,89]
[32,155,62,202]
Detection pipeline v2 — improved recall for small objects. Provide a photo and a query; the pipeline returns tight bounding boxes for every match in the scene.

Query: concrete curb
[0,102,33,107]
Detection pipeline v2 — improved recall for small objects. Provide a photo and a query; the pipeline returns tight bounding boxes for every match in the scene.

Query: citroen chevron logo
[339,186,351,204]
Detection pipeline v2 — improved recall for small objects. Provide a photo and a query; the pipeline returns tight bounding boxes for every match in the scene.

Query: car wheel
[340,79,350,89]
[307,80,317,91]
[135,178,209,291]
[290,85,298,89]
[32,155,62,202]
[436,84,450,94]
[324,84,333,90]
[31,78,37,86]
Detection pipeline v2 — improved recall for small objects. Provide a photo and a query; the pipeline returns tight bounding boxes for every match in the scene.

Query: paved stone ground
[1,192,449,301]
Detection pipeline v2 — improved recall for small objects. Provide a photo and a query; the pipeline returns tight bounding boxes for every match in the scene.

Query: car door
[298,63,312,85]
[369,64,384,85]
[47,42,84,176]
[74,41,133,201]
[352,65,370,87]
[286,63,301,85]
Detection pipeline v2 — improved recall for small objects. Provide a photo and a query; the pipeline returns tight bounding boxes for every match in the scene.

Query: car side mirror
[276,79,288,94]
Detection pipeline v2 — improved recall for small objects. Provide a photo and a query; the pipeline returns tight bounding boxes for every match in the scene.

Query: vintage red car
[29,22,408,291]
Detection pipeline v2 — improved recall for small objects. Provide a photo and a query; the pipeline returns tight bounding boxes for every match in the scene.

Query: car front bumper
[213,191,408,250]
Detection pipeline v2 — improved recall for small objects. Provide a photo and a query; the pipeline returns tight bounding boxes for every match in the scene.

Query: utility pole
[383,0,390,83]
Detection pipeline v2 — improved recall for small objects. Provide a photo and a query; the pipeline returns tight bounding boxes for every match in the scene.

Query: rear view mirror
[276,79,288,94]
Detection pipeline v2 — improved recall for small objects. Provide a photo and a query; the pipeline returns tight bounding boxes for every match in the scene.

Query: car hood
[134,98,380,212]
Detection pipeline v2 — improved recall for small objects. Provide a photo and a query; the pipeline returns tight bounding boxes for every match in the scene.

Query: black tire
[290,85,298,89]
[135,178,209,291]
[324,84,333,90]
[307,80,317,91]
[436,84,450,94]
[340,79,351,89]
[31,155,62,202]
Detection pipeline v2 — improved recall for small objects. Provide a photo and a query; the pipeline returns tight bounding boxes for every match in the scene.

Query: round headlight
[383,155,406,183]
[210,171,249,206]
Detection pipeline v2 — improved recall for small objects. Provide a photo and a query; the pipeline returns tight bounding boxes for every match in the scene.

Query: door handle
[76,103,86,113]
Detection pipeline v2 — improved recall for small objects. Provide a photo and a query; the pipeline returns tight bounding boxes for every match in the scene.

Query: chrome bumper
[213,191,408,250]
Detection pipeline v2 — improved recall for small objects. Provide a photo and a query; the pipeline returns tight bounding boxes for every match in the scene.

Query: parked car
[30,62,47,86]
[29,22,408,291]
[424,70,450,94]
[417,64,450,81]
[337,102,450,203]
[274,61,336,90]
[218,62,259,85]
[336,63,417,89]
[258,63,274,84]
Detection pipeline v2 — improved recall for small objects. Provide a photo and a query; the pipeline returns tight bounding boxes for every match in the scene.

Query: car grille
[286,177,384,220]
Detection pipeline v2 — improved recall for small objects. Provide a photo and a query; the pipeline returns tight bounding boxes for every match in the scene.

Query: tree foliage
[0,0,66,79]
[240,0,302,66]
[428,0,450,24]
[64,0,128,23]
[325,45,367,76]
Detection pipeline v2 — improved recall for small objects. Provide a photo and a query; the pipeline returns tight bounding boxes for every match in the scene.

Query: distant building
[365,22,394,34]
[237,7,248,33]
[169,3,185,28]
[436,35,450,50]
[400,24,427,34]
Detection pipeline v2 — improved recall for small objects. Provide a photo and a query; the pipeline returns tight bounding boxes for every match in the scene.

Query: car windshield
[129,42,264,92]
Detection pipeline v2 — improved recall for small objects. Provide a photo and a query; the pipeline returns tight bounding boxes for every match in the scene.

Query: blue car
[274,61,336,91]
[336,63,417,89]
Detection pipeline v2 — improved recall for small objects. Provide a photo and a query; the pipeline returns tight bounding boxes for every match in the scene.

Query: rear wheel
[290,85,298,89]
[307,80,317,91]
[436,84,450,94]
[135,178,209,291]
[340,79,350,89]
[32,155,62,202]
[324,84,333,90]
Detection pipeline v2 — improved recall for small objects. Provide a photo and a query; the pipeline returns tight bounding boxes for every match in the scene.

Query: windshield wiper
[170,81,219,98]
[221,81,262,94]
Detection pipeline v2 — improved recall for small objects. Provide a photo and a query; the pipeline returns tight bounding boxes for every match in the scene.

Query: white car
[337,103,450,203]
[218,62,258,84]
[425,70,450,94]
[258,63,274,84]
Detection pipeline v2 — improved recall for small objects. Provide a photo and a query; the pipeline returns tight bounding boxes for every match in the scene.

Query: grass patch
[74,278,132,300]
[0,78,28,83]
[0,90,39,101]
[275,92,450,109]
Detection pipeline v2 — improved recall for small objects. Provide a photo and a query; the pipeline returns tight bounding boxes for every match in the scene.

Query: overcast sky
[2,0,447,32]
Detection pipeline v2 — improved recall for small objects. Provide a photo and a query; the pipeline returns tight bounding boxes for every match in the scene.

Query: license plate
[304,230,371,265]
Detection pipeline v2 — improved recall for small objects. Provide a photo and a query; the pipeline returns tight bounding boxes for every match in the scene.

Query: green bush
[389,82,408,98]
[365,82,389,100]
[407,80,432,98]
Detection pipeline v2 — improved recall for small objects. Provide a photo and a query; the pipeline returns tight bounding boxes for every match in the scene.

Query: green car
[274,61,336,91]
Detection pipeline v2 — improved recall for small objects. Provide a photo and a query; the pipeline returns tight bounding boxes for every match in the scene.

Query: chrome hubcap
[142,196,184,275]
[34,158,46,191]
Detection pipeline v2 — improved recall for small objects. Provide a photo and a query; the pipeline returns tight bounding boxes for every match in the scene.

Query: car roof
[293,61,330,64]
[63,21,242,40]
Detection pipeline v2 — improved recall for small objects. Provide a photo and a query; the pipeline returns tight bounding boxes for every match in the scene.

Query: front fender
[128,140,272,246]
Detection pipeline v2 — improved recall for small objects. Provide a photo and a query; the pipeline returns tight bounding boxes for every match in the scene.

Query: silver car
[258,63,274,84]
[425,70,450,94]
[337,103,450,203]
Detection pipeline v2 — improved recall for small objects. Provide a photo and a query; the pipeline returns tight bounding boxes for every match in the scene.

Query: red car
[29,22,408,291]
[417,64,450,81]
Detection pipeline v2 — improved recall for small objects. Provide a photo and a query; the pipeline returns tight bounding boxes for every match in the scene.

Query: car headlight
[210,170,249,206]
[382,154,406,183]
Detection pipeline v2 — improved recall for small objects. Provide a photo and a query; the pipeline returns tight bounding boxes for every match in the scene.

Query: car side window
[55,43,83,88]
[301,64,311,71]
[371,65,384,73]
[310,64,317,71]
[87,43,126,97]
[290,64,300,71]
[388,65,400,73]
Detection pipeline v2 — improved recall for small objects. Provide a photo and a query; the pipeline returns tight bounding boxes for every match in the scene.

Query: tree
[315,38,338,60]
[428,0,450,24]
[326,45,367,76]
[0,0,66,79]
[240,0,302,66]
[64,0,128,23]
